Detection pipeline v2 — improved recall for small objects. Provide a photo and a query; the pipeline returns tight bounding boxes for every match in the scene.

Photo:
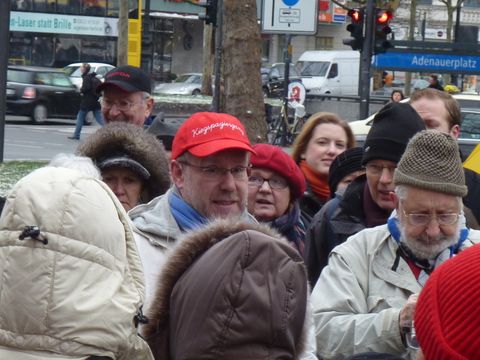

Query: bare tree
[439,0,465,41]
[117,1,128,66]
[221,0,267,143]
[201,25,214,95]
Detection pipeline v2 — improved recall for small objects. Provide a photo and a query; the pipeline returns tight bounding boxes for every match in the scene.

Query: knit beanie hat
[362,102,426,165]
[394,130,467,197]
[414,244,480,359]
[251,143,306,200]
[328,147,364,196]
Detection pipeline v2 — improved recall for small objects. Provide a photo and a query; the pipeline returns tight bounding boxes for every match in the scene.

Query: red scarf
[299,160,330,201]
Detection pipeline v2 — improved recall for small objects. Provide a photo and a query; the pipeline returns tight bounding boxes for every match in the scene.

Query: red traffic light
[348,9,362,23]
[376,10,392,24]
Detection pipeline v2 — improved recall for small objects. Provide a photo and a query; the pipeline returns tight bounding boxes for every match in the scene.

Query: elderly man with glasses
[305,102,426,286]
[311,130,480,359]
[95,65,155,127]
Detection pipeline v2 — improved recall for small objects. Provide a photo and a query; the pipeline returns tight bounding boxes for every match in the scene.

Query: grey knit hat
[394,130,467,197]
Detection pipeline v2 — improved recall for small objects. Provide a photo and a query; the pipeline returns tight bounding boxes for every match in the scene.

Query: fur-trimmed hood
[77,122,170,203]
[143,220,309,359]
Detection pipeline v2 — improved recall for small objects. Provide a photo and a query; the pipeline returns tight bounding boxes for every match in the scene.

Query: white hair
[48,153,101,179]
[395,185,463,209]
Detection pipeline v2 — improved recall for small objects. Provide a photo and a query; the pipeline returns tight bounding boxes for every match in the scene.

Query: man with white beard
[311,130,480,360]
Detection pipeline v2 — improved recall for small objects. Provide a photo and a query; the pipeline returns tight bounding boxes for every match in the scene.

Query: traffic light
[199,0,218,26]
[374,9,393,54]
[343,9,364,51]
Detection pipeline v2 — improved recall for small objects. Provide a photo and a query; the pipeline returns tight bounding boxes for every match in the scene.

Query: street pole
[0,1,11,163]
[283,34,292,120]
[359,0,374,119]
[212,0,223,112]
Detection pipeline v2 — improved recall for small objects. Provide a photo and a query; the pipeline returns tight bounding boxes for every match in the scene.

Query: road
[2,116,103,161]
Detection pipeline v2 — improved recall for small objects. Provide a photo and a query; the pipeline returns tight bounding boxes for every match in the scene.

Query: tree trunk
[222,0,267,143]
[117,1,128,66]
[202,25,214,96]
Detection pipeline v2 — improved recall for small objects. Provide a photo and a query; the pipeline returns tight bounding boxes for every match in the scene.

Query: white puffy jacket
[0,167,153,360]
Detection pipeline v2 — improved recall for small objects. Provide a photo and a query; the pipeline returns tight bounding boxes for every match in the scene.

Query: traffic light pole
[0,1,11,162]
[283,34,292,120]
[359,0,374,119]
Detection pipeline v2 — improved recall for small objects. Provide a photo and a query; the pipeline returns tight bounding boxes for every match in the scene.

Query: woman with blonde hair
[291,112,355,223]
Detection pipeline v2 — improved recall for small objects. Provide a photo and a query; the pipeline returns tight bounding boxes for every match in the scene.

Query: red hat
[414,244,480,360]
[250,143,306,200]
[172,112,255,159]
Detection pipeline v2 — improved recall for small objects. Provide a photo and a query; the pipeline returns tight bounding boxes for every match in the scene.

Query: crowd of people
[1,64,479,360]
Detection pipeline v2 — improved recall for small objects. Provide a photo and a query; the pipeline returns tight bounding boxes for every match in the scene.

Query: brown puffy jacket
[144,220,309,360]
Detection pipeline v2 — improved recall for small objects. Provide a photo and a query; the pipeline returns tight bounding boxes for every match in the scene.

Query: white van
[297,50,360,96]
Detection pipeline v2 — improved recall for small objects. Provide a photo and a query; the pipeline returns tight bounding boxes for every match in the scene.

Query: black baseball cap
[96,65,152,94]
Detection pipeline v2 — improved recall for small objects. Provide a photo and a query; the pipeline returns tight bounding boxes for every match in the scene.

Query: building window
[417,0,432,5]
[464,0,480,7]
[315,36,334,50]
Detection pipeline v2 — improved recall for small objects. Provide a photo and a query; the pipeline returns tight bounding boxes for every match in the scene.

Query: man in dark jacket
[427,74,444,91]
[68,63,104,140]
[305,103,426,286]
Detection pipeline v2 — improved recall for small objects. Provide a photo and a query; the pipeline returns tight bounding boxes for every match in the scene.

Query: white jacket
[311,224,480,359]
[0,167,153,360]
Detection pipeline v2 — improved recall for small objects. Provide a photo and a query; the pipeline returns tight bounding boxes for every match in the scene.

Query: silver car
[154,73,203,95]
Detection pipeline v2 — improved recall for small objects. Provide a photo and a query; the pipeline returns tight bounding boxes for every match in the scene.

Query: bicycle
[267,100,307,146]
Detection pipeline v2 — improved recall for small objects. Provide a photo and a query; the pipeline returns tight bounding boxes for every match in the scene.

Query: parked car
[154,73,203,95]
[6,65,82,124]
[63,62,115,89]
[349,94,480,158]
[263,63,302,98]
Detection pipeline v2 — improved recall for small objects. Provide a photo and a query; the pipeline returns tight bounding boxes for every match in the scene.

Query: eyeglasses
[179,161,250,180]
[402,208,460,226]
[101,98,142,112]
[248,175,288,190]
[365,163,397,176]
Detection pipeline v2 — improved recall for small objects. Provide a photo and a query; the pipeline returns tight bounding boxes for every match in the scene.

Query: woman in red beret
[248,143,307,256]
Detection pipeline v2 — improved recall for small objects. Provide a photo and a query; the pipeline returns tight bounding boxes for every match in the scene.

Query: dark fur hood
[77,122,170,202]
[144,219,309,359]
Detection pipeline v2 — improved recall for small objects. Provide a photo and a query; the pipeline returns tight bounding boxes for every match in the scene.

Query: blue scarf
[169,190,208,231]
[272,202,306,257]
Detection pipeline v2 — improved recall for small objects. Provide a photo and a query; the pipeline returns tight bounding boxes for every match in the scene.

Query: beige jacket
[0,167,153,360]
[311,224,480,359]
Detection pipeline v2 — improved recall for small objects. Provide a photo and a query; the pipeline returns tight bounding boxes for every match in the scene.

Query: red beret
[415,244,480,359]
[250,144,306,200]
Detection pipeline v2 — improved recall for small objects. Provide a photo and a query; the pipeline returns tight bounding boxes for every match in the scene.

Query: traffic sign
[262,0,318,34]
[288,81,306,105]
[333,14,346,23]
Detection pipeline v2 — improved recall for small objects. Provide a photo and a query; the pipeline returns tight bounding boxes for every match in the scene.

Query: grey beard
[399,221,460,260]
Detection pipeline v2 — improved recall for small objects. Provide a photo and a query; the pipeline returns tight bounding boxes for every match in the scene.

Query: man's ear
[170,160,184,190]
[450,124,461,139]
[390,191,400,209]
[145,97,154,117]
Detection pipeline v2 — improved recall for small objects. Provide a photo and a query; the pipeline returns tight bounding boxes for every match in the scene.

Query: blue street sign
[333,14,346,23]
[373,52,480,74]
[282,0,300,6]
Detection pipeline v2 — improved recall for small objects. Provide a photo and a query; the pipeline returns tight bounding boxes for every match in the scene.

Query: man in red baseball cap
[129,111,256,318]
[97,65,154,127]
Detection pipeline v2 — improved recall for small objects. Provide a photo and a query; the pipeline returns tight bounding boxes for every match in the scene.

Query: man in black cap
[304,102,426,287]
[96,65,154,127]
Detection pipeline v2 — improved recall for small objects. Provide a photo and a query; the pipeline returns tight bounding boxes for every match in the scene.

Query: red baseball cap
[172,112,255,159]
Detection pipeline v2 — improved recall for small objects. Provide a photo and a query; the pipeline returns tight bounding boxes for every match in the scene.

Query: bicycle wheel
[267,116,286,145]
